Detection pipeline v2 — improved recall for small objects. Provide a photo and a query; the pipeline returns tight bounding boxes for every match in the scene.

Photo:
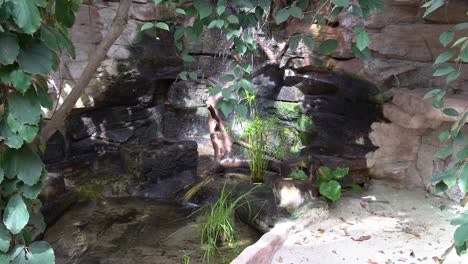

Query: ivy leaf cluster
[0,0,80,262]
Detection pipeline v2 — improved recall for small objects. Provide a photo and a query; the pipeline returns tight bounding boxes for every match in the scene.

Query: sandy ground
[272,181,468,264]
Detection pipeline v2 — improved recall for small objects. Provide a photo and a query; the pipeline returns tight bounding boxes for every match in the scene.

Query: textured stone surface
[120,139,198,183]
[167,81,207,109]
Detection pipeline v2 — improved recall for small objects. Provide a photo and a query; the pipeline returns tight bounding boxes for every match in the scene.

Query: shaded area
[45,197,260,264]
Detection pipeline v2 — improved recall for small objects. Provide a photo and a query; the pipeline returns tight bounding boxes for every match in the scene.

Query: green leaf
[19,182,42,199]
[332,167,349,179]
[439,30,455,47]
[319,180,342,202]
[1,146,43,186]
[227,15,239,24]
[356,29,369,51]
[431,170,454,182]
[319,39,338,55]
[209,85,222,96]
[11,241,55,264]
[0,120,23,149]
[275,8,289,24]
[29,212,46,233]
[0,224,10,253]
[458,146,468,160]
[194,0,213,19]
[454,225,468,246]
[2,180,18,195]
[6,114,21,133]
[330,6,344,20]
[303,35,314,50]
[452,37,468,47]
[216,5,225,15]
[332,0,350,7]
[460,46,468,63]
[208,19,224,29]
[218,99,235,117]
[454,22,468,31]
[435,146,453,159]
[8,91,41,125]
[317,166,333,185]
[181,54,195,62]
[289,6,302,18]
[433,66,455,77]
[0,67,31,93]
[141,22,154,31]
[222,74,235,82]
[289,170,308,180]
[56,28,76,59]
[36,87,53,110]
[434,49,456,64]
[155,22,169,31]
[17,40,56,75]
[439,131,451,142]
[0,32,19,65]
[443,108,459,117]
[423,89,442,99]
[288,35,301,52]
[459,164,468,193]
[3,194,29,235]
[352,44,371,60]
[33,0,47,8]
[452,213,468,226]
[0,168,3,184]
[18,125,39,143]
[176,8,186,15]
[446,71,461,84]
[10,0,42,34]
[443,175,457,188]
[423,0,445,17]
[55,0,75,28]
[189,71,197,80]
[346,183,365,193]
[237,104,248,118]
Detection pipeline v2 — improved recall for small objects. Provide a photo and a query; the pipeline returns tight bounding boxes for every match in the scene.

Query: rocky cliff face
[46,0,468,195]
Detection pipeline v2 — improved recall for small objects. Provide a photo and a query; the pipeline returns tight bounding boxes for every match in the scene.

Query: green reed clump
[200,183,257,262]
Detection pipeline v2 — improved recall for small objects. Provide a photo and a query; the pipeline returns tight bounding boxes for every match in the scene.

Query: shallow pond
[44,197,261,264]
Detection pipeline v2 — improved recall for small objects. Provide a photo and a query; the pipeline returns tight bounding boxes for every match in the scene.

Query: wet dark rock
[120,139,199,184]
[284,70,339,95]
[253,65,284,100]
[66,106,160,141]
[137,170,198,200]
[43,132,66,162]
[93,75,156,107]
[162,108,208,138]
[167,81,207,109]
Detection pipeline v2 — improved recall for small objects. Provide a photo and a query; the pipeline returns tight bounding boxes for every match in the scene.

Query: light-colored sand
[272,181,468,264]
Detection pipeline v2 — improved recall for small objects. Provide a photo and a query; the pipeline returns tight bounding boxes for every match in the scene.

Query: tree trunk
[40,0,132,142]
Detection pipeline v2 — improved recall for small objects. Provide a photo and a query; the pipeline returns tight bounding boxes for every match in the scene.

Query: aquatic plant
[199,183,257,262]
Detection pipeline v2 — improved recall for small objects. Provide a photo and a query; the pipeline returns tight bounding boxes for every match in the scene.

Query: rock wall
[46,0,468,195]
[292,0,468,193]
